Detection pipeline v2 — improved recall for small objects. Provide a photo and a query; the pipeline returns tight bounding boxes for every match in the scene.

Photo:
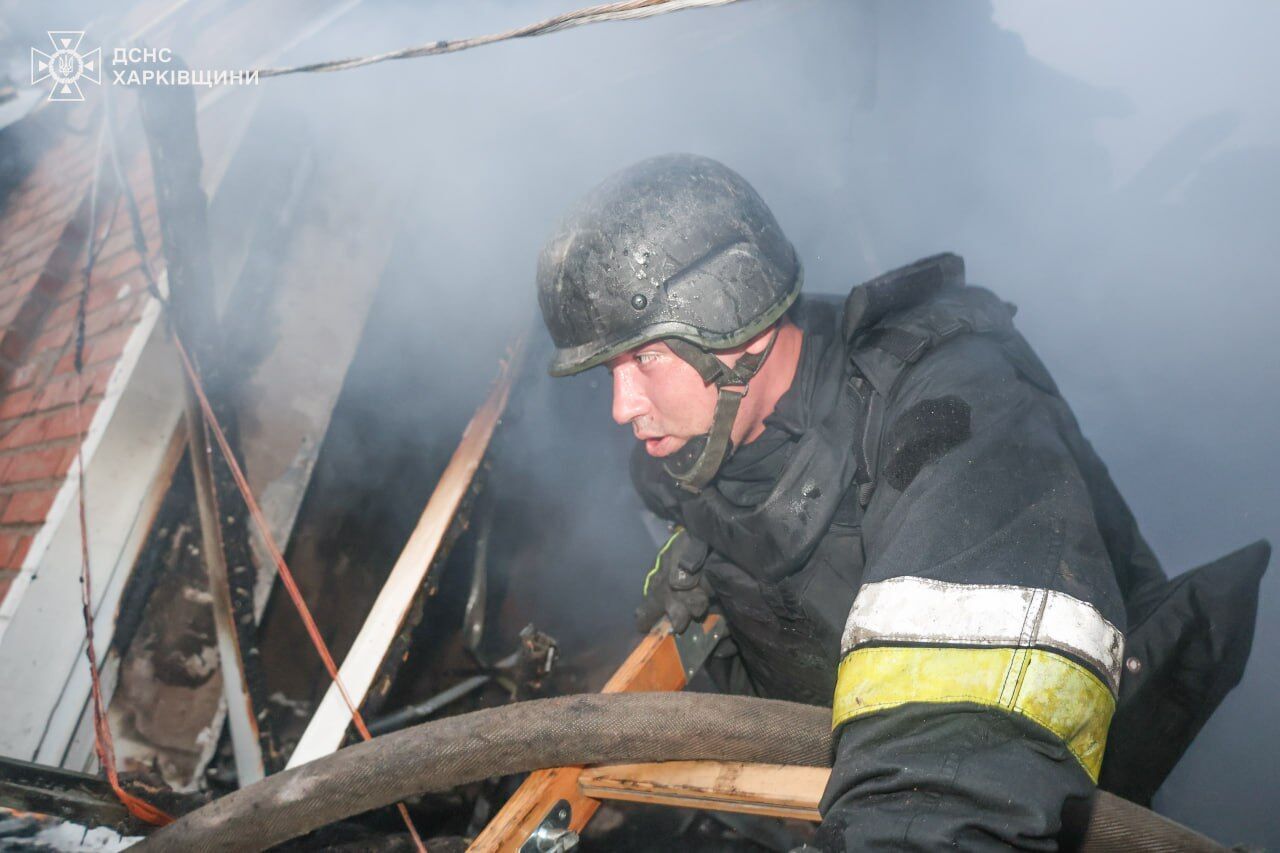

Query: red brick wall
[0,123,162,606]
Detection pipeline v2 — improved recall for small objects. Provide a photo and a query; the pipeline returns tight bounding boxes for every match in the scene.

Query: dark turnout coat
[631,254,1268,850]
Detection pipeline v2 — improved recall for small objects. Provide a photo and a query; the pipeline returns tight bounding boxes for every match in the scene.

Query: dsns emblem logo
[31,31,101,102]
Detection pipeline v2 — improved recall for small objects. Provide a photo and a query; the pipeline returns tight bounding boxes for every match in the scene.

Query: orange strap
[74,386,173,826]
[170,334,426,850]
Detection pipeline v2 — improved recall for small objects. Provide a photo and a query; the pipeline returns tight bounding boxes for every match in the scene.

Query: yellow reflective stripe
[841,578,1125,693]
[832,645,1115,782]
[643,527,683,596]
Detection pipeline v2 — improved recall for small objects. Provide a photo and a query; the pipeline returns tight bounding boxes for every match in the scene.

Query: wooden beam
[467,615,721,852]
[138,58,265,786]
[287,339,527,769]
[0,755,138,832]
[578,761,826,823]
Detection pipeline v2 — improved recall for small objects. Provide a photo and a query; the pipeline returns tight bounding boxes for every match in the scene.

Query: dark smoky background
[5,0,1278,845]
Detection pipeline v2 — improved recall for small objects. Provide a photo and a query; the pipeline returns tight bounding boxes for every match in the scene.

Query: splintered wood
[579,761,826,822]
[287,339,526,768]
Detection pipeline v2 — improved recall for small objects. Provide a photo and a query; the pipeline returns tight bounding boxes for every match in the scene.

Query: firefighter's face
[606,341,719,458]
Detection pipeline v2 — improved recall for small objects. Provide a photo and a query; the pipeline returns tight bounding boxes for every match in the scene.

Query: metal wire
[253,0,748,79]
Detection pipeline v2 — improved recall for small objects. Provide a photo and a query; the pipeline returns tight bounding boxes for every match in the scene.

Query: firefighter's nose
[611,366,649,426]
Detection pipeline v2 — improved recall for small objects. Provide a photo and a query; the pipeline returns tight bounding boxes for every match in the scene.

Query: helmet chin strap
[661,327,781,493]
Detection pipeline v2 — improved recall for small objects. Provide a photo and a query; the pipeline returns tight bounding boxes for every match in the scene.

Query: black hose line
[135,692,1226,852]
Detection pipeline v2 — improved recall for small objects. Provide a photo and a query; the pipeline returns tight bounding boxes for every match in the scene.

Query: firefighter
[535,154,1267,850]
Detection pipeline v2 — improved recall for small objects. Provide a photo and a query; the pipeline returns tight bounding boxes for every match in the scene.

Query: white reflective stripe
[842,577,1124,694]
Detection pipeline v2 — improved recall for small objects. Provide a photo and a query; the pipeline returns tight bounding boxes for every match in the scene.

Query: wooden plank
[0,755,137,831]
[600,625,691,693]
[467,615,720,853]
[287,340,527,769]
[578,761,826,823]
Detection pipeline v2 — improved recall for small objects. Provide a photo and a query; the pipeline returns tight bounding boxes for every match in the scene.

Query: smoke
[272,2,1280,841]
[5,0,1278,844]
[291,2,1280,843]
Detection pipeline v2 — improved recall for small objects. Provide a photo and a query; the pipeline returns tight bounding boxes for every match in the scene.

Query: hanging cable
[252,0,747,78]
[72,111,173,828]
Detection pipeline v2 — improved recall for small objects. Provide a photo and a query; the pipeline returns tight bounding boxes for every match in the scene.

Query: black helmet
[537,153,802,377]
[536,154,803,492]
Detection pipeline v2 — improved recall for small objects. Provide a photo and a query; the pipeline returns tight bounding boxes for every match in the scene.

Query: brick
[11,535,32,569]
[89,363,115,397]
[81,285,113,314]
[124,294,148,324]
[0,570,17,606]
[52,347,81,376]
[10,249,53,285]
[2,282,31,309]
[45,297,80,327]
[2,201,38,233]
[0,281,33,314]
[0,414,50,450]
[2,487,58,525]
[94,229,135,262]
[29,322,72,356]
[0,327,35,364]
[37,270,76,303]
[6,218,57,258]
[3,362,41,392]
[38,404,97,442]
[92,248,142,283]
[108,270,147,299]
[0,389,37,421]
[85,327,134,367]
[34,374,83,411]
[0,402,95,451]
[84,303,123,337]
[0,533,32,569]
[36,188,84,223]
[1,237,52,271]
[1,446,74,484]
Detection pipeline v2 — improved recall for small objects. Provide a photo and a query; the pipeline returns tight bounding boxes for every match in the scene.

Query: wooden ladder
[468,614,827,852]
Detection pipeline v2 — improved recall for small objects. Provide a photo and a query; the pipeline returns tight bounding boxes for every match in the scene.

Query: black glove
[635,527,714,634]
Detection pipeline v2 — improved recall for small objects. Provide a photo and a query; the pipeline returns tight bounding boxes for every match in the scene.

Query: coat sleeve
[817,333,1126,851]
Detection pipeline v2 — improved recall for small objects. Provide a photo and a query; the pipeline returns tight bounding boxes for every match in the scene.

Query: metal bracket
[672,616,729,680]
[519,798,579,852]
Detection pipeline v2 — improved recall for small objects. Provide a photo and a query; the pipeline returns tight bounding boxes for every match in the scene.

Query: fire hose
[135,692,1226,852]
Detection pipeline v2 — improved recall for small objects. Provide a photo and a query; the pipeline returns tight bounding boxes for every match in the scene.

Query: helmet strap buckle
[661,326,781,493]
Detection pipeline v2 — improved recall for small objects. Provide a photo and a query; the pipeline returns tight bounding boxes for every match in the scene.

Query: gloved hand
[635,527,714,634]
